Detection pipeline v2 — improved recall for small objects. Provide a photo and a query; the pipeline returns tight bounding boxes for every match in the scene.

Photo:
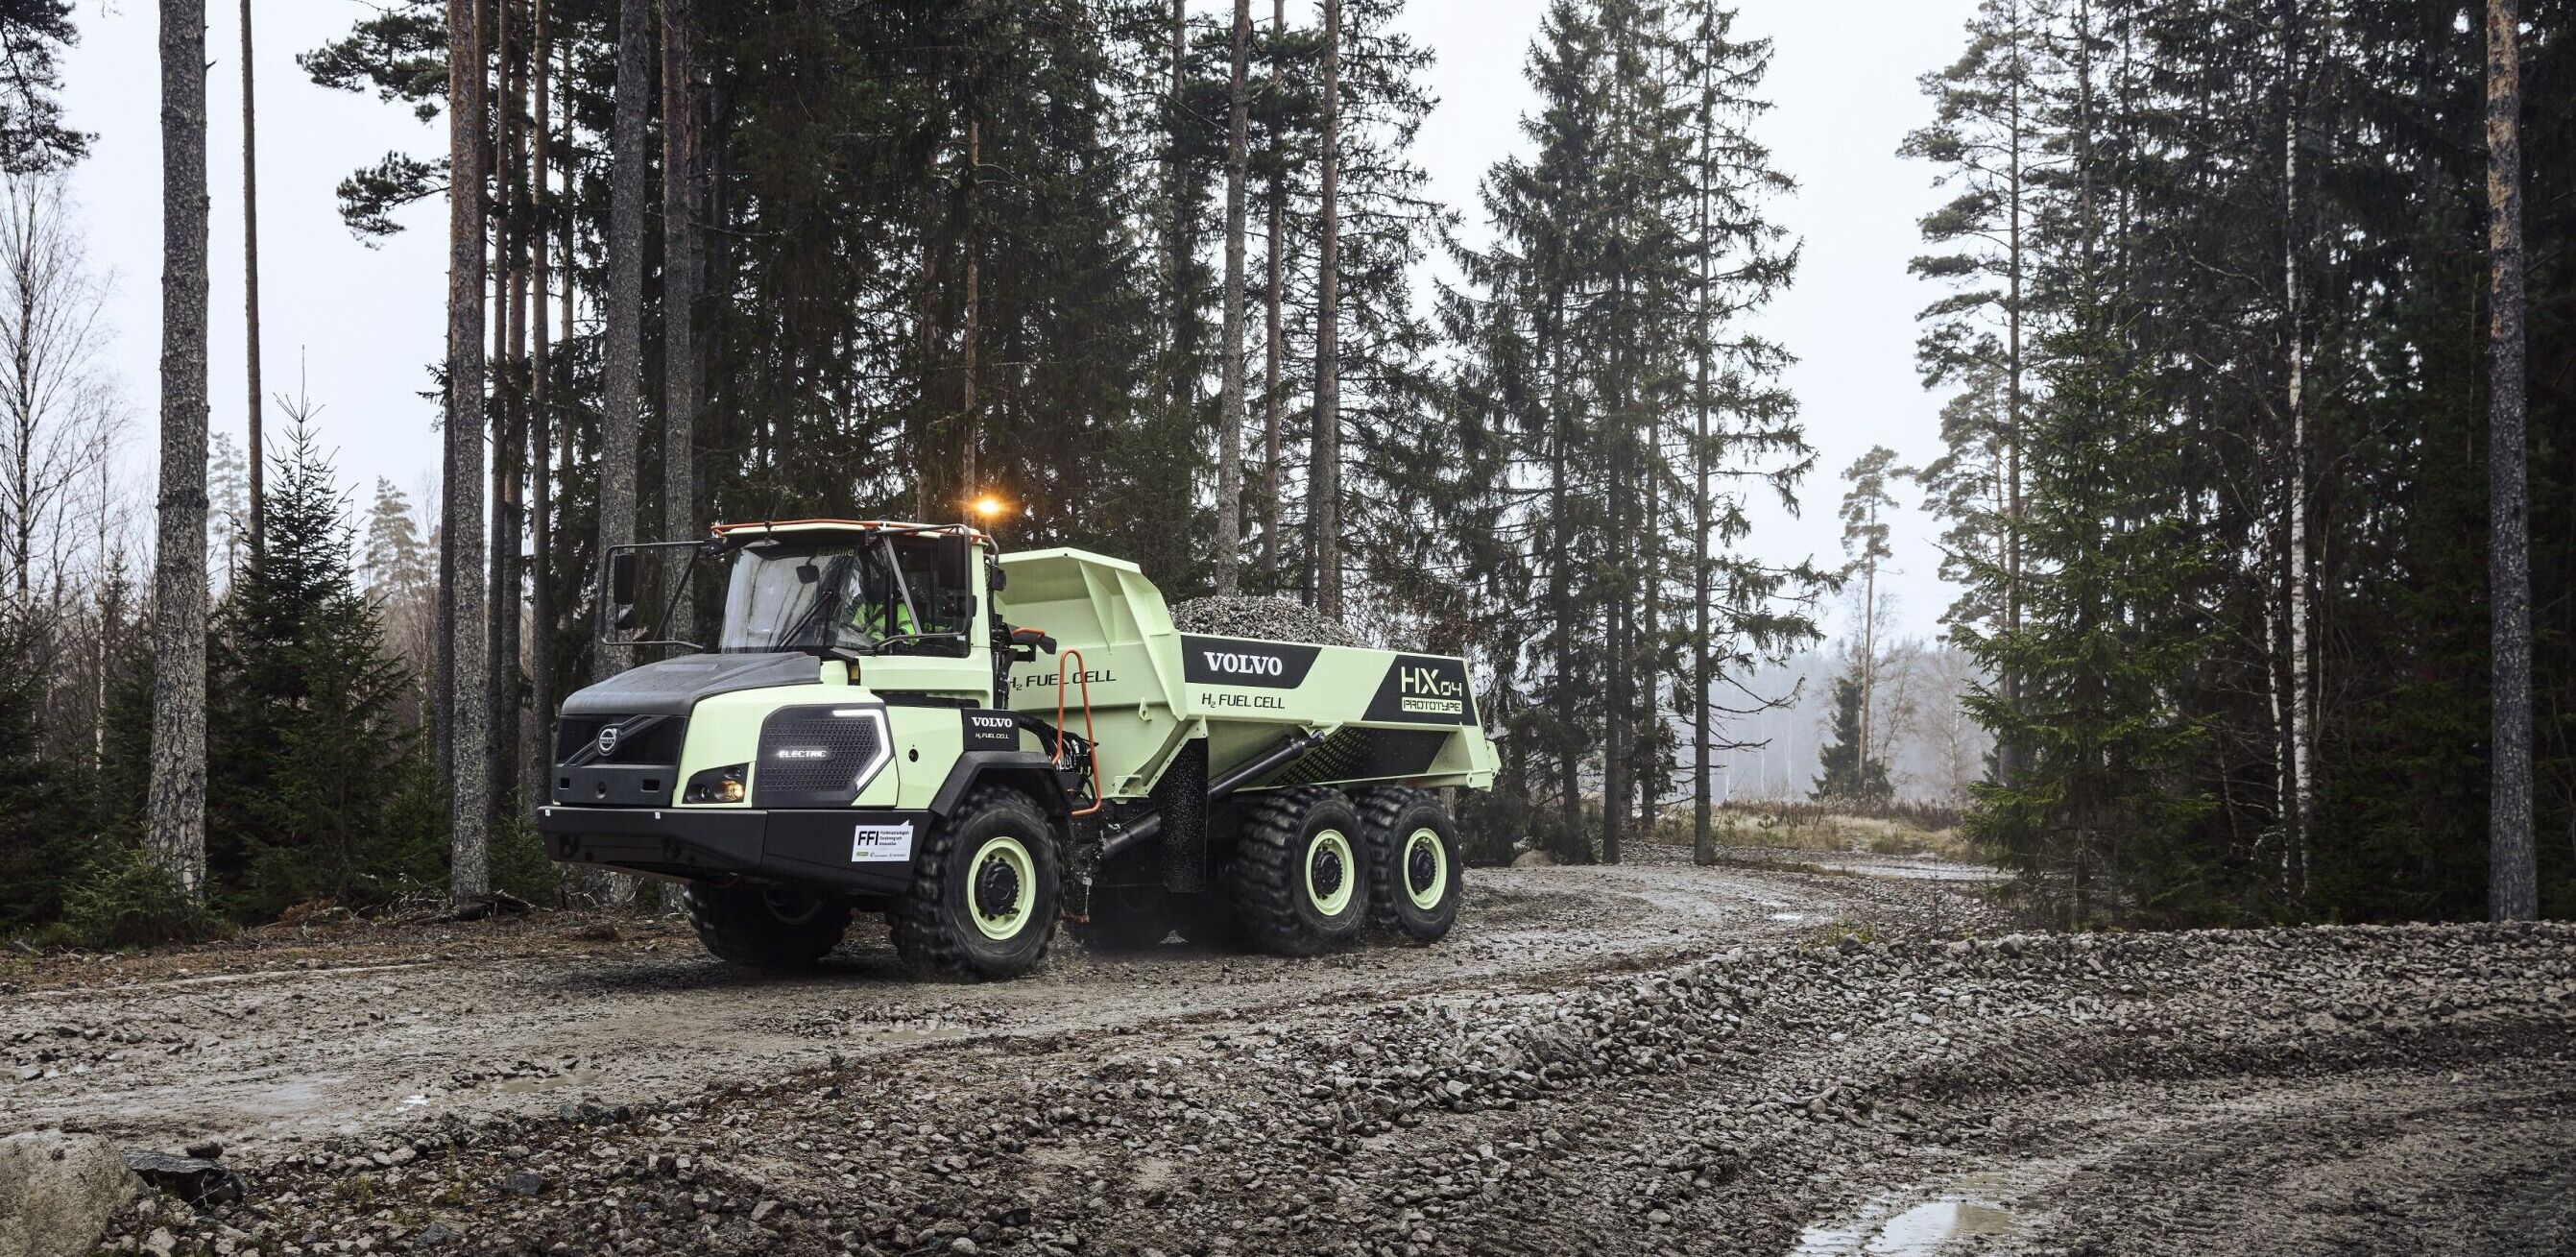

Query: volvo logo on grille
[595,725,620,756]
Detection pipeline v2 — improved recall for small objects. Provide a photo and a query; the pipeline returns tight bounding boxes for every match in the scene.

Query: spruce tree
[208,423,430,918]
[1812,668,1892,806]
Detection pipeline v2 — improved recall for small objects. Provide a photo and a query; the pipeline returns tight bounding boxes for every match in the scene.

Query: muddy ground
[6,847,2572,1256]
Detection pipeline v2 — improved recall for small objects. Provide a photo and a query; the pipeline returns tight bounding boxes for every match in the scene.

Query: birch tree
[0,174,120,626]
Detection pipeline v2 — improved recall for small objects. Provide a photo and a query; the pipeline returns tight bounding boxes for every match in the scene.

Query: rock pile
[1168,596,1366,648]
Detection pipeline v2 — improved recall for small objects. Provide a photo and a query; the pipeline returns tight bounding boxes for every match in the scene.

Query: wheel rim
[968,835,1037,940]
[1402,828,1449,910]
[1306,829,1356,916]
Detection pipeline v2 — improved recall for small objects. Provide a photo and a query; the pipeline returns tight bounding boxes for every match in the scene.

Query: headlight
[684,763,748,804]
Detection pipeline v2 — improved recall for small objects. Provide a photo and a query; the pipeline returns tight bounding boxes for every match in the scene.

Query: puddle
[1792,1197,2019,1255]
[1768,912,1810,923]
[1790,1165,2065,1257]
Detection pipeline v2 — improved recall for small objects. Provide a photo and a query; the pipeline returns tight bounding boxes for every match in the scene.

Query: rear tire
[1070,882,1173,952]
[686,882,853,968]
[1230,786,1368,956]
[1357,787,1462,944]
[892,786,1061,979]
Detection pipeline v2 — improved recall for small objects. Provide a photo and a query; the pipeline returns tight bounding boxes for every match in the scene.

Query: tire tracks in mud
[74,905,2576,1257]
[0,857,1981,1155]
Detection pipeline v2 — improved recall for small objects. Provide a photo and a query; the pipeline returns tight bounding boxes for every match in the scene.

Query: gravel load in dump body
[1169,595,1367,648]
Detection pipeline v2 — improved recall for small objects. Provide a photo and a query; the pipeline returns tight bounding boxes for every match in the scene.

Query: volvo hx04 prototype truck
[535,519,1497,979]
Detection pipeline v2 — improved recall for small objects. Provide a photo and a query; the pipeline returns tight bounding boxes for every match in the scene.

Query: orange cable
[1053,647,1104,817]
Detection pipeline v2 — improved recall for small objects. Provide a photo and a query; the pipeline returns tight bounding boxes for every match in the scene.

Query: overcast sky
[60,0,1981,643]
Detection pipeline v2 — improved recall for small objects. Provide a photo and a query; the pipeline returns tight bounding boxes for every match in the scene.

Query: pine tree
[1840,445,1900,784]
[1901,0,2059,786]
[2483,0,2534,922]
[0,2,88,172]
[443,0,491,906]
[148,0,212,901]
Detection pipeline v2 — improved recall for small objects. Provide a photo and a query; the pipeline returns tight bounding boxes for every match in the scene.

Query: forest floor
[6,846,2572,1257]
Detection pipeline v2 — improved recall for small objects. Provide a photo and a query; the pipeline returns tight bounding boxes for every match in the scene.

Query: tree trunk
[445,0,492,906]
[148,0,211,899]
[960,112,979,496]
[661,0,699,562]
[526,0,553,821]
[1862,559,1876,783]
[597,0,650,680]
[1312,0,1342,619]
[1259,0,1285,588]
[489,0,523,824]
[1543,292,1574,848]
[2000,28,2025,791]
[238,0,261,551]
[2486,0,2536,921]
[1167,0,1194,498]
[1215,0,1249,596]
[2280,0,2312,905]
[1691,32,1714,867]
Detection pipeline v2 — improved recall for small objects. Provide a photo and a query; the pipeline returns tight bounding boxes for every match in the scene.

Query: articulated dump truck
[536,519,1497,979]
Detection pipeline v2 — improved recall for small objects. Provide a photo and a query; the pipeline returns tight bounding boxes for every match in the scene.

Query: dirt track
[8,849,2573,1256]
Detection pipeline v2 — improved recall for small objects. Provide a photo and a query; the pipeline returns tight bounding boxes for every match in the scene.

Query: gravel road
[8,849,2572,1256]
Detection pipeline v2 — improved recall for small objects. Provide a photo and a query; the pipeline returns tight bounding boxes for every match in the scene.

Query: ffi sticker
[852,823,915,863]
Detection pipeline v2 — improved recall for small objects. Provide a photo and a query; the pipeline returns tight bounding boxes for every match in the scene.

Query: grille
[557,714,685,766]
[754,706,891,809]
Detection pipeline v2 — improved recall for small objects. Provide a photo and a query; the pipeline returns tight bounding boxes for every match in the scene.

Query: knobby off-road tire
[1230,786,1368,956]
[1356,787,1462,944]
[1069,882,1174,952]
[686,882,853,968]
[893,786,1061,979]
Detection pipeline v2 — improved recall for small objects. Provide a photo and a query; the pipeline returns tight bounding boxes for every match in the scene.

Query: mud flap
[1153,740,1210,894]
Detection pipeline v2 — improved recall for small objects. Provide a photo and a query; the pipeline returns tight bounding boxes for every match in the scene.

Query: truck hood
[559,652,822,718]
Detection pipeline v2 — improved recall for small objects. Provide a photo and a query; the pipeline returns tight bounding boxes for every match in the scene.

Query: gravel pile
[101,921,2576,1257]
[1169,595,1365,648]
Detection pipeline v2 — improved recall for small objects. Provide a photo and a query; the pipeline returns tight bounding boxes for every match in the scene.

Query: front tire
[686,882,853,968]
[1230,786,1368,956]
[1357,787,1462,944]
[893,786,1062,979]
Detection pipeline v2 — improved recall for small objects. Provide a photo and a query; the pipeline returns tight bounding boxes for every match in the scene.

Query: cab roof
[708,519,990,544]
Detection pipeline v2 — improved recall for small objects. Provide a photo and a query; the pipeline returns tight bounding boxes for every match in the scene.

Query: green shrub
[57,838,223,949]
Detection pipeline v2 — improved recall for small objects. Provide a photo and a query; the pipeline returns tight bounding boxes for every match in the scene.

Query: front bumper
[537,804,930,896]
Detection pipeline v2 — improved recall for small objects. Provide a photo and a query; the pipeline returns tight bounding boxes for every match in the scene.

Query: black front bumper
[538,804,929,896]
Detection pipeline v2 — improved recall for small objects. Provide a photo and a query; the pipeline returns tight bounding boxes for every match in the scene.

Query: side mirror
[609,550,638,624]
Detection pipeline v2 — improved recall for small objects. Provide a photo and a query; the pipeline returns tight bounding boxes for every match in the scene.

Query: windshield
[716,536,972,656]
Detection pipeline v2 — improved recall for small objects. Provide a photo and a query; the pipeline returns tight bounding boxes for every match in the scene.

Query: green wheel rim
[1306,829,1356,916]
[1402,828,1449,910]
[967,835,1038,940]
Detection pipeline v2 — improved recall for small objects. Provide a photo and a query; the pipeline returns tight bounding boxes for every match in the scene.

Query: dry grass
[1638,799,1981,863]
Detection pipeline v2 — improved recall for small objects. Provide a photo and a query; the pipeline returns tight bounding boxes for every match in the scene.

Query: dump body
[994,547,1497,801]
